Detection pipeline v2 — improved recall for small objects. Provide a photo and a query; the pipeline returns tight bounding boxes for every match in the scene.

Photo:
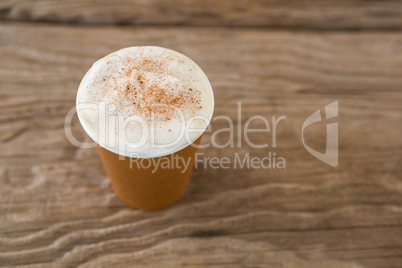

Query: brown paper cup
[76,48,214,211]
[96,137,202,210]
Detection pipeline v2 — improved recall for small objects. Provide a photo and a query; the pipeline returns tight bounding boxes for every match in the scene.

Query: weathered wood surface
[0,23,402,267]
[1,0,402,29]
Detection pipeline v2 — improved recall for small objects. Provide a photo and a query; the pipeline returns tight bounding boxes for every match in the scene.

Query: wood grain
[1,0,402,29]
[0,23,402,267]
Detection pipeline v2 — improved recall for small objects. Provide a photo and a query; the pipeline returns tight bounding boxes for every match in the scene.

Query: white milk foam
[77,46,214,157]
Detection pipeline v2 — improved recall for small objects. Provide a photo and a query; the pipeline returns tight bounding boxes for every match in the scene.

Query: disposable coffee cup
[76,46,214,210]
[95,136,202,210]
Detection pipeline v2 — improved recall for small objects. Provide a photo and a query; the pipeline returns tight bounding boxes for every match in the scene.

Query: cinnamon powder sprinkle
[96,55,203,123]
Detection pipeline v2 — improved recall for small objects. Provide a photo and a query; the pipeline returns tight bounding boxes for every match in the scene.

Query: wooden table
[1,1,402,267]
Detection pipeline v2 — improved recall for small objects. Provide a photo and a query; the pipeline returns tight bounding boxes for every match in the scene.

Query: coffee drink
[76,46,214,210]
[77,46,214,157]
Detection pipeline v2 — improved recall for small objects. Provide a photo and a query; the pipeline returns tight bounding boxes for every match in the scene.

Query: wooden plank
[0,23,402,267]
[1,0,402,29]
